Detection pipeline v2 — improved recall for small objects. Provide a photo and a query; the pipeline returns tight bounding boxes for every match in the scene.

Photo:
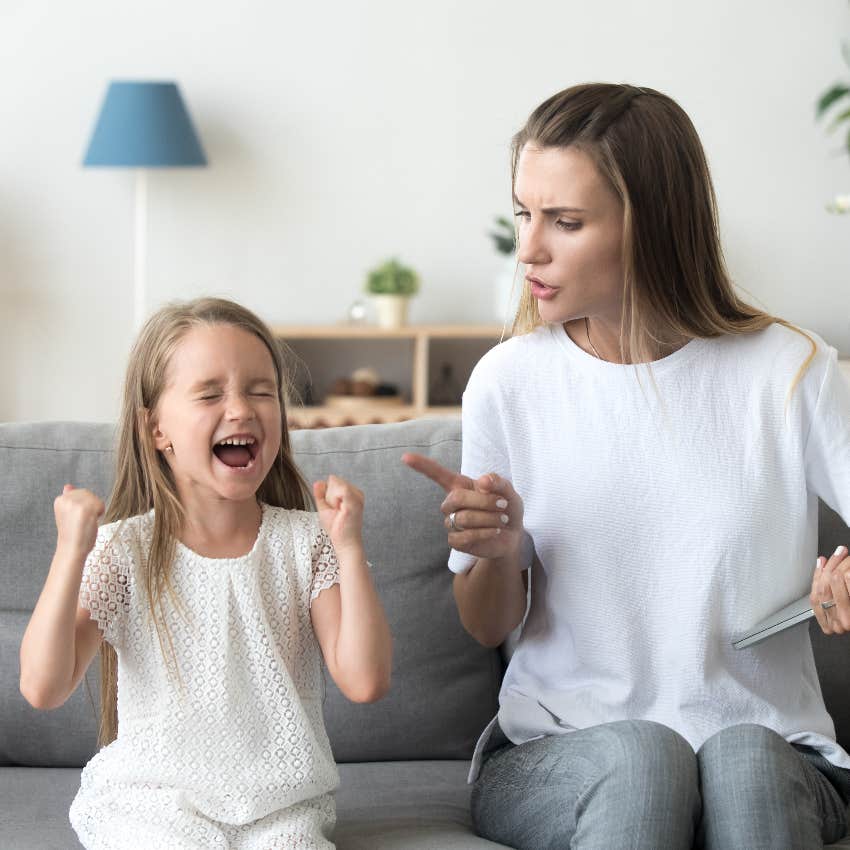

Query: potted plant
[488,215,517,255]
[365,258,420,328]
[488,215,520,321]
[816,36,850,214]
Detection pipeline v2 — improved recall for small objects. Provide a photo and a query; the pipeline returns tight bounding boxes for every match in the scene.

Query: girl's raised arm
[19,485,104,710]
[310,476,392,704]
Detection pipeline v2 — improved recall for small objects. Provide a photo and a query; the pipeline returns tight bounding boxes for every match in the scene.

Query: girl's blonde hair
[96,297,311,745]
[508,83,815,386]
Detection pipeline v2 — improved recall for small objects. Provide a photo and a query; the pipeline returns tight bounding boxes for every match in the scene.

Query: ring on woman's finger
[822,600,835,625]
[449,511,464,532]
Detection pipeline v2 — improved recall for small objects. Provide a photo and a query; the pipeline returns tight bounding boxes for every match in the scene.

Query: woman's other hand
[401,453,525,561]
[811,545,850,635]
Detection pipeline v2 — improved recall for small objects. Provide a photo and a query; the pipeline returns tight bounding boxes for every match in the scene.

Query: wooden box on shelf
[270,324,506,429]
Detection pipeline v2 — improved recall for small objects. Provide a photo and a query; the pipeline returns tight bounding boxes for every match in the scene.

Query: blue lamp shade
[83,81,207,168]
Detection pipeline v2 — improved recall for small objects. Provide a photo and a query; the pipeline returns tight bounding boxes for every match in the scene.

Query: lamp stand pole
[133,169,148,334]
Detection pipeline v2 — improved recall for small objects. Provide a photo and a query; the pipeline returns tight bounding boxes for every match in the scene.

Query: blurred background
[1,0,849,422]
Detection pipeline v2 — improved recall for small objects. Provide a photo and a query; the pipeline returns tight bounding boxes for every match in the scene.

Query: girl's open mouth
[212,437,260,470]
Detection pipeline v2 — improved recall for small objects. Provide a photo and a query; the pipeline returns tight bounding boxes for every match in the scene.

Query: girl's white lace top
[77,503,341,825]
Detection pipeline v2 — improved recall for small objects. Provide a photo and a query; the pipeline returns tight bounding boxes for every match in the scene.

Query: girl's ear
[141,407,170,452]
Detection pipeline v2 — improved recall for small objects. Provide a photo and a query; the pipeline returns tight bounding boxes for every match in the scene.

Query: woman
[403,83,850,849]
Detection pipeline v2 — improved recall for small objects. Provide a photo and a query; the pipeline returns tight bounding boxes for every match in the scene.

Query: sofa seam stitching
[0,439,462,456]
[292,438,462,457]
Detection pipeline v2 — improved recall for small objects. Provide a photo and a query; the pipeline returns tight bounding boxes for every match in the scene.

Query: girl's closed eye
[197,391,274,400]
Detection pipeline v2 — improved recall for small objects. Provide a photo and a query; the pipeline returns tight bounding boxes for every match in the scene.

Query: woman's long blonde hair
[508,83,815,385]
[96,297,311,746]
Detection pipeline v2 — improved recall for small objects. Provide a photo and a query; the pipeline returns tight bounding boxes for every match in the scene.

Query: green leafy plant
[488,215,516,255]
[817,34,850,214]
[365,258,420,296]
[817,41,850,154]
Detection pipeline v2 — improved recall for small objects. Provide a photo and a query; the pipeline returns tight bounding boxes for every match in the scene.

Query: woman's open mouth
[528,278,559,300]
[212,436,260,471]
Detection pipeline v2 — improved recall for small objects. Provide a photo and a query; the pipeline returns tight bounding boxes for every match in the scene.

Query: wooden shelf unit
[270,323,506,429]
[271,328,847,430]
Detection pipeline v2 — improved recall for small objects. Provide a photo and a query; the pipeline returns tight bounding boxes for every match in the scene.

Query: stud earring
[165,445,174,453]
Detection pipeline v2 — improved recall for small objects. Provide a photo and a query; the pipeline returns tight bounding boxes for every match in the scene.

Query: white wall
[1,0,849,422]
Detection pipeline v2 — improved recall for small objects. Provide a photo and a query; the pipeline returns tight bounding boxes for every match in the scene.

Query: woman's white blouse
[449,322,850,780]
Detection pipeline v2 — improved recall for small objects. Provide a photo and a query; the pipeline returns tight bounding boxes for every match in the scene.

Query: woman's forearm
[331,545,392,702]
[454,549,528,648]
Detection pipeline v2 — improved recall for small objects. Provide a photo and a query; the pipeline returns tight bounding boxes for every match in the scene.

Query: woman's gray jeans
[471,719,850,849]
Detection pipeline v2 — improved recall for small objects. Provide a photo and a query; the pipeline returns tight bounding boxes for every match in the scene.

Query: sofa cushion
[336,761,512,849]
[1,767,83,850]
[292,419,502,762]
[0,762,514,850]
[1,612,100,767]
[0,419,502,766]
[0,421,116,612]
[0,422,114,767]
[4,762,850,850]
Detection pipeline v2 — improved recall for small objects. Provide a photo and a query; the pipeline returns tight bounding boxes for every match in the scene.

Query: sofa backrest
[0,418,502,766]
[2,419,850,767]
[2,422,117,768]
[291,419,503,762]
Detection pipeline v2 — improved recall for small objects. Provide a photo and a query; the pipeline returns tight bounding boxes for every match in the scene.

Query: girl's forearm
[332,545,392,702]
[19,546,85,708]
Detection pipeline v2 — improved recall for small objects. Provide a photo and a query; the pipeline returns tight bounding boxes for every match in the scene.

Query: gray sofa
[2,418,850,849]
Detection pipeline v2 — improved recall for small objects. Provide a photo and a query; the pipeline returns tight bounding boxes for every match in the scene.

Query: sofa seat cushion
[0,762,512,849]
[334,760,510,848]
[4,762,850,849]
[2,767,81,850]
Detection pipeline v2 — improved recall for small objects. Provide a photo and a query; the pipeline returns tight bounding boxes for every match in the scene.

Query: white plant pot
[372,295,410,328]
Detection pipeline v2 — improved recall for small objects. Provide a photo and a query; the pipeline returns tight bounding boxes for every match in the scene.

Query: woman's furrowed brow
[541,205,586,214]
[512,195,586,214]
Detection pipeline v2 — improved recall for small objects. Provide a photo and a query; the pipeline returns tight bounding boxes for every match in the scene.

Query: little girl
[19,297,392,849]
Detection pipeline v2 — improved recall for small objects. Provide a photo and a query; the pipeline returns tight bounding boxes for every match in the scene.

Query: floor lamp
[83,81,207,332]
